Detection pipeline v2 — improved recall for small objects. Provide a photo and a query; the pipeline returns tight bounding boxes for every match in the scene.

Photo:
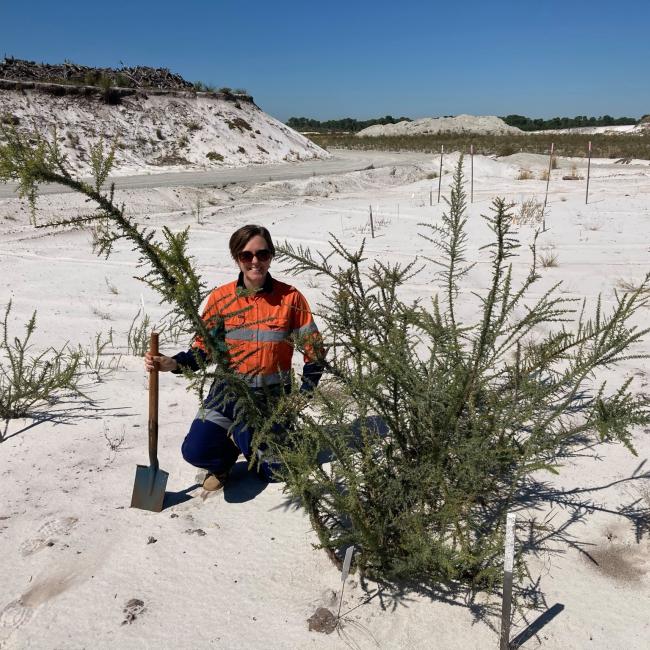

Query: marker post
[438,145,444,203]
[499,513,517,650]
[585,140,592,204]
[470,144,474,203]
[337,546,355,621]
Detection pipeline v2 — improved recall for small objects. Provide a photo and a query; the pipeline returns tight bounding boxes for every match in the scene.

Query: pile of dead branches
[0,57,194,90]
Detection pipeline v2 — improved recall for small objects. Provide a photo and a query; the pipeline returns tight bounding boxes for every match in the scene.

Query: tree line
[286,115,411,133]
[501,114,639,130]
[287,114,642,133]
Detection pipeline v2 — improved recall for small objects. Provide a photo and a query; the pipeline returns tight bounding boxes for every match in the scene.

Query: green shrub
[275,157,650,591]
[206,151,224,162]
[0,301,83,438]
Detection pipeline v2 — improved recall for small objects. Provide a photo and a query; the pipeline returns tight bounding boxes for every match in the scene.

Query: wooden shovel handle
[148,332,159,469]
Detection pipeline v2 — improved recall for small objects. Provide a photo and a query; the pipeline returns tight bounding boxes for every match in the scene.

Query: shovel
[130,332,169,512]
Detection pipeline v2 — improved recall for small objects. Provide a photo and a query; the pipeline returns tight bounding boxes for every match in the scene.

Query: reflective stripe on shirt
[225,327,289,342]
[292,321,319,337]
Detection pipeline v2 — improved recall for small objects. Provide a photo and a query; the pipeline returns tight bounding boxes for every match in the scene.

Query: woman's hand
[144,351,179,373]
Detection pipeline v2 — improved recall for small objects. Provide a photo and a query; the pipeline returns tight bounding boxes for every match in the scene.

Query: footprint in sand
[0,599,34,648]
[19,517,78,556]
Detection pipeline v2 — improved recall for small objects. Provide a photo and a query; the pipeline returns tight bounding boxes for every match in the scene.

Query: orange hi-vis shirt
[193,273,323,388]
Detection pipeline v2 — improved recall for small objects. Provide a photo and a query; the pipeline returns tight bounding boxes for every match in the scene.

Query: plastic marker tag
[341,545,355,583]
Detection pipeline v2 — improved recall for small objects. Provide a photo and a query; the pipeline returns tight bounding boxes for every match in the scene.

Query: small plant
[539,248,559,267]
[156,128,165,141]
[103,422,126,461]
[226,117,252,132]
[0,301,83,437]
[206,151,224,162]
[616,278,650,294]
[178,134,189,148]
[127,308,152,356]
[91,305,112,321]
[425,172,438,180]
[193,81,216,92]
[66,130,80,148]
[516,168,533,180]
[105,277,119,295]
[237,146,246,155]
[515,197,544,225]
[77,329,121,382]
[1,114,20,126]
[539,169,550,181]
[192,195,205,225]
[99,75,121,105]
[186,120,202,132]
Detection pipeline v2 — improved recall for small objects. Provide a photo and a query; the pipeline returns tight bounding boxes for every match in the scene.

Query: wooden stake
[543,142,554,215]
[438,145,444,203]
[470,144,474,204]
[369,205,375,239]
[585,140,592,204]
[499,513,517,650]
[337,546,355,620]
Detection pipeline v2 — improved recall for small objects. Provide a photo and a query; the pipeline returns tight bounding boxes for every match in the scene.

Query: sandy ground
[1,151,649,649]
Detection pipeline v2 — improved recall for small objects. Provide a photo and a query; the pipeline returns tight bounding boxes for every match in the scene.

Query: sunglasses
[237,249,272,263]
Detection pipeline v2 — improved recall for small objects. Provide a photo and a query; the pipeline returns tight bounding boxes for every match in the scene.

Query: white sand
[357,115,522,137]
[0,89,328,176]
[1,150,649,649]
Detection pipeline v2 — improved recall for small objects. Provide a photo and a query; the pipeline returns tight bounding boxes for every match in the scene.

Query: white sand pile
[0,88,328,175]
[356,114,522,137]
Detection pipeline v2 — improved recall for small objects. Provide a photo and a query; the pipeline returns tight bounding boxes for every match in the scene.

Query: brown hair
[228,224,275,260]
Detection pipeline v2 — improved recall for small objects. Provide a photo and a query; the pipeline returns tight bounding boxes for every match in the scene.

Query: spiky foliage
[0,126,265,437]
[0,301,84,438]
[274,156,650,591]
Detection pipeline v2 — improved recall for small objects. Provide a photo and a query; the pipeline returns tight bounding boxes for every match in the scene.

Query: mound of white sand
[356,114,522,137]
[0,88,329,175]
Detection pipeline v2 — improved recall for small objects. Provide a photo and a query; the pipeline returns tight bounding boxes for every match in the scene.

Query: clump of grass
[77,329,121,382]
[539,169,550,181]
[127,308,151,356]
[226,117,252,132]
[91,305,112,321]
[517,169,533,180]
[616,279,650,294]
[105,277,119,295]
[206,151,224,162]
[539,249,559,268]
[515,197,544,225]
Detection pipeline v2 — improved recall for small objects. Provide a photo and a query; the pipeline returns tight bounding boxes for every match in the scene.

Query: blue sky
[2,0,648,121]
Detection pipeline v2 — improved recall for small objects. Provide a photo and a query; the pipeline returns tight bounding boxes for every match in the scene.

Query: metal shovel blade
[130,464,169,512]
